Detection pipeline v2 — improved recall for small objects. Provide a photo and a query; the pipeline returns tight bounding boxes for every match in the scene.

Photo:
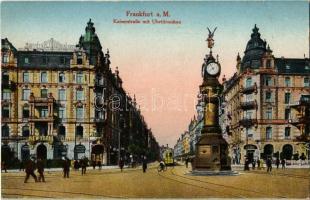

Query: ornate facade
[221,25,310,164]
[1,19,159,167]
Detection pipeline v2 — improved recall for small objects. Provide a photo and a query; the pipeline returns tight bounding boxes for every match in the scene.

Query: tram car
[162,148,174,166]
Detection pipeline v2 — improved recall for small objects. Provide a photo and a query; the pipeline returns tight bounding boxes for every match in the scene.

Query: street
[2,163,309,198]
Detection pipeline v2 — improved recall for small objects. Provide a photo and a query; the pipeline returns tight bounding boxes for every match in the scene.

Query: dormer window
[2,55,9,63]
[286,65,290,70]
[266,60,271,68]
[24,57,29,64]
[305,66,309,70]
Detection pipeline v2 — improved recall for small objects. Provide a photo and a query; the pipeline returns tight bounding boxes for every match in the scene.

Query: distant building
[221,25,310,164]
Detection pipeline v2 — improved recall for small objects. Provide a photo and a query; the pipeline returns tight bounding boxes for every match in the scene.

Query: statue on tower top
[206,27,217,49]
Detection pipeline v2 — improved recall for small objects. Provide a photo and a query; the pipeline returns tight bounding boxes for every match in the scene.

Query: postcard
[1,1,309,199]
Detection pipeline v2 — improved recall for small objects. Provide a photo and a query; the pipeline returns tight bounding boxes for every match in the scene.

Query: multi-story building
[221,25,310,164]
[1,19,159,166]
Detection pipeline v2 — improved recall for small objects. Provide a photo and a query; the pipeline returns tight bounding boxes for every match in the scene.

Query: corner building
[221,25,310,164]
[1,19,159,165]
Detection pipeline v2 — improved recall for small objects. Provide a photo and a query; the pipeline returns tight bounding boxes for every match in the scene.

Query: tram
[162,148,174,166]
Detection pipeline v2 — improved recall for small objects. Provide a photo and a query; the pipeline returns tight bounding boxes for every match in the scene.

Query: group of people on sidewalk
[244,156,286,173]
[118,156,148,173]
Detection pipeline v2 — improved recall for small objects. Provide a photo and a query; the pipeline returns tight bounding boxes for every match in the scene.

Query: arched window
[2,125,9,137]
[2,106,9,118]
[22,125,30,137]
[59,72,65,83]
[246,77,252,87]
[58,125,66,138]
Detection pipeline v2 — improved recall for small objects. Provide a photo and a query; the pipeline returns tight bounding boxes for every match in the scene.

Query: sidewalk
[231,164,310,169]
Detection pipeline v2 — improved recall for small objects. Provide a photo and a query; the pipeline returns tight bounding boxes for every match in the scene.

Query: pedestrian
[36,158,45,182]
[281,158,286,169]
[24,158,38,183]
[97,160,102,170]
[185,157,189,168]
[119,158,124,172]
[266,157,272,173]
[74,160,79,171]
[244,157,250,171]
[142,156,147,173]
[62,157,70,178]
[81,158,87,175]
[252,159,256,170]
[276,157,280,169]
[2,161,8,173]
[257,159,261,170]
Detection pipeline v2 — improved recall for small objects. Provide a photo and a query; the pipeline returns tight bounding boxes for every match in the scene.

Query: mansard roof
[1,38,17,53]
[275,58,310,75]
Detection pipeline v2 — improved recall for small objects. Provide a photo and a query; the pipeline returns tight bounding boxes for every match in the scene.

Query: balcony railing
[240,83,257,94]
[240,101,257,110]
[29,93,55,103]
[239,118,257,128]
[29,116,54,122]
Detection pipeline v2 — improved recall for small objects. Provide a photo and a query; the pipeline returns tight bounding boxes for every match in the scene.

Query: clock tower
[192,28,231,172]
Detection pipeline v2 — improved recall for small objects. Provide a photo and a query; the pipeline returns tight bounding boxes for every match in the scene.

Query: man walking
[62,157,70,178]
[281,158,286,169]
[81,158,87,175]
[266,157,272,173]
[276,157,280,169]
[119,158,124,172]
[24,158,38,183]
[37,158,45,182]
[142,156,147,173]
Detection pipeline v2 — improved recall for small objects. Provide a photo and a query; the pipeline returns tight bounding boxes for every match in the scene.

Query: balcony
[29,93,55,103]
[240,101,257,110]
[29,135,53,144]
[240,83,257,94]
[29,116,54,122]
[239,118,257,128]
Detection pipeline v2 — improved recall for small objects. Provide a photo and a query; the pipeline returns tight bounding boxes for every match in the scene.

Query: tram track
[241,170,310,180]
[159,167,289,198]
[156,168,245,198]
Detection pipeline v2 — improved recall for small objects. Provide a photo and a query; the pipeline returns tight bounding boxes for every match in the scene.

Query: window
[40,107,48,118]
[41,72,48,83]
[2,106,9,118]
[59,72,65,83]
[266,60,271,68]
[58,89,66,101]
[304,78,310,87]
[246,78,252,87]
[2,89,10,100]
[2,72,9,84]
[24,57,29,64]
[23,106,30,118]
[266,108,272,119]
[265,76,272,86]
[285,108,290,120]
[284,77,291,87]
[2,125,9,137]
[23,72,30,82]
[22,126,30,137]
[265,91,272,102]
[76,107,83,119]
[76,72,83,84]
[22,89,31,100]
[266,127,272,140]
[2,55,9,63]
[41,89,48,98]
[285,93,291,104]
[58,107,66,119]
[76,90,84,101]
[246,94,253,101]
[60,57,66,64]
[284,127,291,139]
[245,111,252,119]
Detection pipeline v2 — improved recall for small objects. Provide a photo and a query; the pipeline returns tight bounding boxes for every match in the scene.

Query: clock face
[206,62,220,76]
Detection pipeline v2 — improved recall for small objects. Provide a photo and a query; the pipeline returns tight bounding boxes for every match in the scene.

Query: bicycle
[157,164,167,172]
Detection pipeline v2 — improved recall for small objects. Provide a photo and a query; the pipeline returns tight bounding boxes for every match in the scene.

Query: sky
[1,1,309,147]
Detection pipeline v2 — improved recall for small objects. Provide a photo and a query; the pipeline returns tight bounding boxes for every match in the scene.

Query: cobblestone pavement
[1,163,309,199]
